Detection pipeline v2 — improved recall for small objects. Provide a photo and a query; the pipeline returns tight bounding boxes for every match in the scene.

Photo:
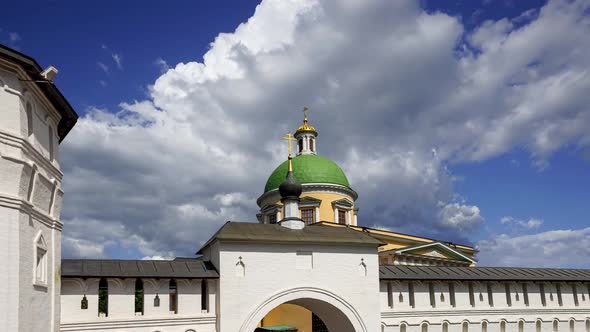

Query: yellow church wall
[320,222,477,261]
[266,191,356,225]
[302,192,355,225]
[261,303,312,332]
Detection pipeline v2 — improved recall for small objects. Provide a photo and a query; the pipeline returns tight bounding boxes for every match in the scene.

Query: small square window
[268,214,277,224]
[338,209,347,224]
[301,208,314,224]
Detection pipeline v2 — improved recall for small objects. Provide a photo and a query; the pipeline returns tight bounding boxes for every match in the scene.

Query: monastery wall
[60,277,217,332]
[379,280,590,332]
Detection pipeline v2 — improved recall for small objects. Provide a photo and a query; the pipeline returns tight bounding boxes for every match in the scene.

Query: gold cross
[282,132,297,158]
[303,106,309,121]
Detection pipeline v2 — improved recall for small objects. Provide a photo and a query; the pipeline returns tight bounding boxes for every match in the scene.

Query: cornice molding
[381,307,590,320]
[0,129,63,180]
[60,315,217,330]
[0,59,63,123]
[0,193,63,230]
[257,183,357,207]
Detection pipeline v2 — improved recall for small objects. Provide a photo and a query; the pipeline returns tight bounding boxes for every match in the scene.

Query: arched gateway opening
[240,287,367,332]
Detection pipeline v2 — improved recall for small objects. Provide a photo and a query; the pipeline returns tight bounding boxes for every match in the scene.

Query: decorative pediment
[300,196,322,207]
[395,242,476,264]
[260,203,282,214]
[423,249,446,258]
[331,198,353,208]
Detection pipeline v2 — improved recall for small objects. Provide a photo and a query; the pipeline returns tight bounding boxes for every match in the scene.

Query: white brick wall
[0,63,64,332]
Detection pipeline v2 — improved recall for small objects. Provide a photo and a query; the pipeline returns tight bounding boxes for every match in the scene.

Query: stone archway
[240,287,367,332]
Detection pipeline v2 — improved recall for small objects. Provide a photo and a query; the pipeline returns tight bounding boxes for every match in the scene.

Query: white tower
[0,45,77,332]
[294,107,318,155]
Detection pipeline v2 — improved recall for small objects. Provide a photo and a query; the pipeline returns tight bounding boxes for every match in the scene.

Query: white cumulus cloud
[60,0,590,261]
[477,227,590,268]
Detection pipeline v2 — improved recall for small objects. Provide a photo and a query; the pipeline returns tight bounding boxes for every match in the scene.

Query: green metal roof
[264,155,350,193]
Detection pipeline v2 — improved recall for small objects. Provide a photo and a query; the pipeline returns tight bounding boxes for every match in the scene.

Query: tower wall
[0,63,65,332]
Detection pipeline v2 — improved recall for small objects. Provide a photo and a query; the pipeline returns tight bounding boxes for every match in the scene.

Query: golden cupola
[295,107,318,136]
[294,107,318,155]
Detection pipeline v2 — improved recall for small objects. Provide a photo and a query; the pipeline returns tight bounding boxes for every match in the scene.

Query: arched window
[135,279,144,315]
[310,138,314,152]
[169,279,178,314]
[98,278,108,317]
[585,319,589,332]
[536,320,542,332]
[500,321,506,332]
[519,320,524,332]
[34,233,47,285]
[298,139,303,153]
[400,323,407,332]
[569,320,574,332]
[463,322,469,332]
[442,322,449,332]
[553,320,559,332]
[422,323,428,332]
[26,102,33,137]
[48,125,54,161]
[482,321,488,332]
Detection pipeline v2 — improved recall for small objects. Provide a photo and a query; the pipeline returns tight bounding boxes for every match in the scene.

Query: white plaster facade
[60,278,217,332]
[0,56,66,332]
[379,280,590,332]
[200,241,382,332]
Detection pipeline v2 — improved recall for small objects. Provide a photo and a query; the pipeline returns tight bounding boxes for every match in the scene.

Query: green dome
[264,155,351,193]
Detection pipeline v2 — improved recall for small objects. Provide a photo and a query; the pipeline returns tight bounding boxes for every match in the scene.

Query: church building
[1,45,589,332]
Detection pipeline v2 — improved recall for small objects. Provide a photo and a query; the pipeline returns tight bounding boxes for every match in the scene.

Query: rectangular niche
[296,251,313,270]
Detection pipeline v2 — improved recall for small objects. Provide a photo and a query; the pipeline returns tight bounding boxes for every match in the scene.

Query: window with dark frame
[268,214,277,224]
[298,139,303,153]
[169,279,178,314]
[310,138,314,152]
[338,209,346,224]
[301,208,314,224]
[201,279,209,312]
[135,278,144,314]
[98,278,108,317]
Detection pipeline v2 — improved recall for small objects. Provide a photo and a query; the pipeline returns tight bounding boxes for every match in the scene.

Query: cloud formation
[477,227,590,268]
[500,216,543,232]
[60,0,590,264]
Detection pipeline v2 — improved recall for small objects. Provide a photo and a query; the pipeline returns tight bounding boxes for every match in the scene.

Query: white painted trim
[0,129,64,180]
[239,286,369,332]
[395,242,476,264]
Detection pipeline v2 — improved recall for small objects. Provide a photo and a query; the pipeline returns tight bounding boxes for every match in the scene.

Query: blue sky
[2,0,589,267]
